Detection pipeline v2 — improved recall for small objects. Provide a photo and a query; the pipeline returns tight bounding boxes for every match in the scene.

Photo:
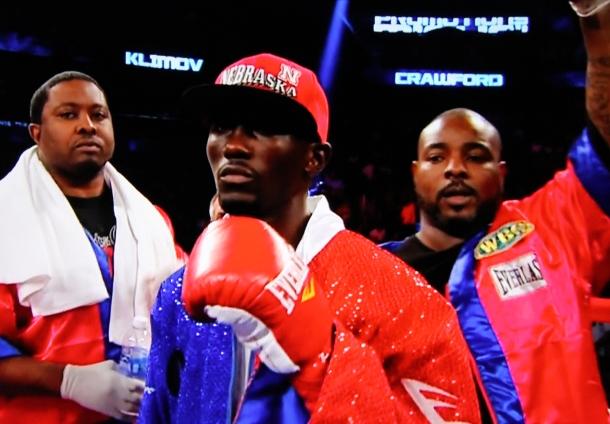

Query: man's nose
[444,156,468,179]
[77,113,96,134]
[223,126,252,158]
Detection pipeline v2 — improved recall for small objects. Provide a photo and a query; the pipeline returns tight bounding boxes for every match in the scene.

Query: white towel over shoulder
[0,146,182,343]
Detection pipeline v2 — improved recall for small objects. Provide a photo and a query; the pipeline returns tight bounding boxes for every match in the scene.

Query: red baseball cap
[182,53,329,144]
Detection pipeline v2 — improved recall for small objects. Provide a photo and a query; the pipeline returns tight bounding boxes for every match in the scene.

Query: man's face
[206,121,312,218]
[29,79,115,182]
[412,114,506,238]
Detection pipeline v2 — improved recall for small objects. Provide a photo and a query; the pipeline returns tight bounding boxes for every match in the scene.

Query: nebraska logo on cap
[214,53,329,143]
[218,63,302,98]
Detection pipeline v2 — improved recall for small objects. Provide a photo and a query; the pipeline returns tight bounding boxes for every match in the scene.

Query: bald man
[382,5,610,421]
[384,109,506,295]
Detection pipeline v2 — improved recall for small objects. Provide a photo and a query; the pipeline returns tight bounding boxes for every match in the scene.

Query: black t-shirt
[382,235,464,295]
[66,186,116,274]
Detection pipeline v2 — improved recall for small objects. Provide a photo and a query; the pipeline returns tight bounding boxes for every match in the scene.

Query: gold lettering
[479,238,498,253]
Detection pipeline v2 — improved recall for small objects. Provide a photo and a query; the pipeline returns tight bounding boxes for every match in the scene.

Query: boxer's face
[29,79,114,183]
[206,120,314,218]
[412,114,506,238]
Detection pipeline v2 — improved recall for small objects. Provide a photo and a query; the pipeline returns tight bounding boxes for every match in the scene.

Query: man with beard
[383,108,504,295]
[141,53,481,423]
[382,3,610,422]
[0,71,183,423]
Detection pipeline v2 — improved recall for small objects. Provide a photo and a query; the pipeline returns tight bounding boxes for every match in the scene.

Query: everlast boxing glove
[182,216,333,411]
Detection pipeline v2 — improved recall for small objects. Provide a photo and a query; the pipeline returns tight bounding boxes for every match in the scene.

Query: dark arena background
[0,1,588,250]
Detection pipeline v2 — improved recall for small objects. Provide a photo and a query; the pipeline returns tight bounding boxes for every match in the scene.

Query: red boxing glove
[570,0,610,16]
[182,216,333,407]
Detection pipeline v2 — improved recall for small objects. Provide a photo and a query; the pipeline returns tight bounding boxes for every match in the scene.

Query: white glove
[570,0,610,17]
[205,305,299,374]
[60,359,144,420]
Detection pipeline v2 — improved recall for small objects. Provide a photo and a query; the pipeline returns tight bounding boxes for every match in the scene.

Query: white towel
[0,146,182,344]
[296,195,345,264]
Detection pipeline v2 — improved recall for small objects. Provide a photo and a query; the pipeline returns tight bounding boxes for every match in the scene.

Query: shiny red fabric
[0,284,110,423]
[474,163,610,423]
[308,231,481,423]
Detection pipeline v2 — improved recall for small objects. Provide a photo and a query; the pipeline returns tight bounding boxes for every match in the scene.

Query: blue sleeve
[568,126,610,216]
[378,240,403,253]
[140,266,235,424]
[236,364,309,424]
[0,337,22,359]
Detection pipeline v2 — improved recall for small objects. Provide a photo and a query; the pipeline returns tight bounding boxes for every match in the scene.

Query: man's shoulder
[158,266,186,292]
[316,229,419,275]
[326,228,386,254]
[378,239,403,252]
[379,235,418,254]
[317,230,450,318]
[491,200,536,229]
[152,266,187,317]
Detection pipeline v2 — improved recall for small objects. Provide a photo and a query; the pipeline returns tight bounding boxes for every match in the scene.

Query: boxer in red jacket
[142,53,481,423]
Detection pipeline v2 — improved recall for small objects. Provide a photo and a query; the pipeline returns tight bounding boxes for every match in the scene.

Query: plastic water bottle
[119,316,151,381]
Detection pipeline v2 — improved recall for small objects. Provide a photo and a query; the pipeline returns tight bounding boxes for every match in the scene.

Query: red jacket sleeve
[518,132,610,296]
[309,234,481,423]
[312,303,480,423]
